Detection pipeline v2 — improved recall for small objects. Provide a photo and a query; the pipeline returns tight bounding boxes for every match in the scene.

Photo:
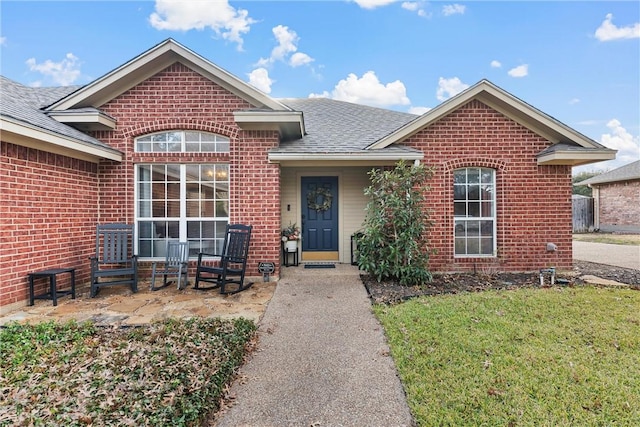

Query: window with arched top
[134,131,230,259]
[135,130,229,153]
[453,167,496,257]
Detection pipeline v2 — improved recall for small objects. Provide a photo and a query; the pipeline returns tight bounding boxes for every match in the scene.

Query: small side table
[28,268,76,306]
[282,244,299,267]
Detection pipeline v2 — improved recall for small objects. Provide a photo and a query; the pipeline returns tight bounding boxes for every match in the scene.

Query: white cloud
[257,25,314,69]
[595,13,640,42]
[490,60,502,68]
[353,0,397,10]
[442,4,466,16]
[600,119,640,164]
[409,106,431,115]
[507,64,528,78]
[436,77,469,101]
[247,68,273,93]
[149,0,255,50]
[25,53,81,86]
[290,52,314,67]
[402,1,430,18]
[310,71,410,107]
[569,98,580,105]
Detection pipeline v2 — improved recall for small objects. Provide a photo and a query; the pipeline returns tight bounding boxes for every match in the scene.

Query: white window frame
[453,167,497,257]
[134,163,230,260]
[135,130,230,153]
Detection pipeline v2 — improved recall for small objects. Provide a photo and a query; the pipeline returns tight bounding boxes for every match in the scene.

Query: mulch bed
[363,261,640,305]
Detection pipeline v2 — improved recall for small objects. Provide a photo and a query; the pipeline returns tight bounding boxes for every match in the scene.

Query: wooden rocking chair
[195,224,253,294]
[90,223,138,297]
[151,241,189,291]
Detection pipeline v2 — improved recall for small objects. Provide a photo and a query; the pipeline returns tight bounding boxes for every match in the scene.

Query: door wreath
[307,187,333,212]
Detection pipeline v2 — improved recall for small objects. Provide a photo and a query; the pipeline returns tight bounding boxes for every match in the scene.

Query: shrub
[356,161,434,286]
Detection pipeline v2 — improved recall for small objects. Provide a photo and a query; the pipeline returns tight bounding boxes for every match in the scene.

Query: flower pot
[285,240,298,252]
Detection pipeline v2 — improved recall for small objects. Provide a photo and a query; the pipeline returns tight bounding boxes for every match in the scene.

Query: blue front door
[301,177,338,252]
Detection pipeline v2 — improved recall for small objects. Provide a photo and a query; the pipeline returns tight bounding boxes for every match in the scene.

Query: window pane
[481,238,493,255]
[480,220,494,236]
[468,185,480,200]
[467,238,479,254]
[467,168,480,183]
[453,185,466,200]
[455,238,466,255]
[468,202,480,217]
[481,168,493,184]
[454,220,466,236]
[454,202,466,216]
[454,169,466,184]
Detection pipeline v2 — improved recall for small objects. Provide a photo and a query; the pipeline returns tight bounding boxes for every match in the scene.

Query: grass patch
[0,317,256,426]
[374,287,640,426]
[573,233,640,245]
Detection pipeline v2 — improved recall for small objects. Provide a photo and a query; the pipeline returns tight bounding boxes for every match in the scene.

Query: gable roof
[45,38,305,141]
[47,39,289,112]
[0,76,122,162]
[368,80,616,166]
[579,160,640,186]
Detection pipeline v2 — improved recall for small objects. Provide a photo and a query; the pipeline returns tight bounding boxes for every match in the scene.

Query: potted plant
[282,222,301,251]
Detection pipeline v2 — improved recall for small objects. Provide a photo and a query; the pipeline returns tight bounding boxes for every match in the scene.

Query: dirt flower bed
[364,261,640,305]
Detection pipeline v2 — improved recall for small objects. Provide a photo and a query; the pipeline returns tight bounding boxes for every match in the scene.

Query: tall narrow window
[453,168,496,256]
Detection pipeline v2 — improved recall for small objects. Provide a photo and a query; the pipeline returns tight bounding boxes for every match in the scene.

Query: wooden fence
[572,197,594,233]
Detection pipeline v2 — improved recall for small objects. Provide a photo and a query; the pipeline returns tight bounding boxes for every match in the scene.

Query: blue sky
[1,1,638,174]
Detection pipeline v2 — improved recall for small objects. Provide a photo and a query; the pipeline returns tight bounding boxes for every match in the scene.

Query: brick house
[1,39,615,310]
[579,160,640,233]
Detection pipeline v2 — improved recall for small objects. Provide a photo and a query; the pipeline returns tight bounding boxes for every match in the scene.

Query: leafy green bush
[0,317,256,426]
[356,161,435,286]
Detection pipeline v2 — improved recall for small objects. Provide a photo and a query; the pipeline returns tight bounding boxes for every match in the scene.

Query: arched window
[136,130,229,153]
[453,168,496,256]
[135,130,231,259]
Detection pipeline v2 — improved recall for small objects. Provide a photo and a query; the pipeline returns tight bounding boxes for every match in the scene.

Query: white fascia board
[0,118,122,162]
[369,80,602,150]
[48,39,290,112]
[234,111,305,137]
[537,150,616,166]
[269,151,423,162]
[48,111,117,130]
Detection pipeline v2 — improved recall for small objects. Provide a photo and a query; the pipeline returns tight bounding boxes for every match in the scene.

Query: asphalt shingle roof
[579,160,640,185]
[275,98,420,154]
[0,76,114,150]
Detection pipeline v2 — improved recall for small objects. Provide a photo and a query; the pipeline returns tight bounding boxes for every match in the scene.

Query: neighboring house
[1,39,616,310]
[578,160,640,233]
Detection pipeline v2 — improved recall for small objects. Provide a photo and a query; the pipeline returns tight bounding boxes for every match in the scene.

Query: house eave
[46,39,290,112]
[268,151,423,166]
[233,111,305,141]
[47,110,117,131]
[536,150,616,166]
[0,117,122,162]
[369,80,605,151]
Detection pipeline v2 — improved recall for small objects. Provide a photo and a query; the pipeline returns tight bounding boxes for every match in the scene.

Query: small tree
[356,161,434,286]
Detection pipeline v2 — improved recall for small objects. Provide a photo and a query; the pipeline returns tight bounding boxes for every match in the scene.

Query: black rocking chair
[90,223,138,297]
[151,241,189,291]
[195,224,253,294]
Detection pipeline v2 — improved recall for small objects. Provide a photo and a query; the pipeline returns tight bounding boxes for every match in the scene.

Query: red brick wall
[0,142,98,308]
[597,180,640,232]
[93,63,281,279]
[404,100,573,272]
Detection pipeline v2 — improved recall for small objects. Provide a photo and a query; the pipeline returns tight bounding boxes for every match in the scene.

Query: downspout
[591,185,600,231]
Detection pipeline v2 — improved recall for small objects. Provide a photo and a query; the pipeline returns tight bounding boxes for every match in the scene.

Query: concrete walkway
[214,264,414,427]
[573,241,640,270]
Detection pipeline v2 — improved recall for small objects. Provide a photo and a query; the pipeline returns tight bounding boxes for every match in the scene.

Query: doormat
[304,263,336,269]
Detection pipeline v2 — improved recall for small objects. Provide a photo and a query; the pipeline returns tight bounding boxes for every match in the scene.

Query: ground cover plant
[374,286,640,426]
[0,317,256,426]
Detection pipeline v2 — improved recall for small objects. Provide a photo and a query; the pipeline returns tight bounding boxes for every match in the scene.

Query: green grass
[573,233,640,246]
[374,286,640,426]
[0,317,256,426]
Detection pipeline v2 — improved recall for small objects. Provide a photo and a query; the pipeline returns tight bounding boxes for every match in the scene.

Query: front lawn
[374,286,640,426]
[0,317,256,426]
